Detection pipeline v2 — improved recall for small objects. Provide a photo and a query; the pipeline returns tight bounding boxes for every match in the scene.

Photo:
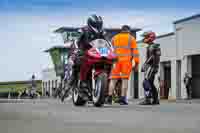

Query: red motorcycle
[72,38,117,107]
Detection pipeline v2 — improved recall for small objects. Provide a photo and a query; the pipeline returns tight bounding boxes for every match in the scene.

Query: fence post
[8,90,11,99]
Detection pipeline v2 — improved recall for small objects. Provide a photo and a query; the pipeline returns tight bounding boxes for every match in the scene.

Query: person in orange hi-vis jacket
[106,25,139,105]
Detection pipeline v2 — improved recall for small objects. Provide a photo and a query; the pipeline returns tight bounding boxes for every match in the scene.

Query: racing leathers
[141,43,161,105]
[69,26,106,88]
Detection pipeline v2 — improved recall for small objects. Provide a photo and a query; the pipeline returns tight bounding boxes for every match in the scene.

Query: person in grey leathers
[140,31,161,105]
[184,72,192,100]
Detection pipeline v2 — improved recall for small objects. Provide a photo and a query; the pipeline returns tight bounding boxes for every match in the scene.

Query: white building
[175,14,200,99]
[41,68,60,96]
[136,14,200,100]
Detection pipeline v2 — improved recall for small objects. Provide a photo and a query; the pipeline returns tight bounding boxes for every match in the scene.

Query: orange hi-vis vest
[111,32,139,63]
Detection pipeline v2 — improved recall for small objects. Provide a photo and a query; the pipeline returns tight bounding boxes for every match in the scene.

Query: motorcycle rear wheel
[72,87,87,106]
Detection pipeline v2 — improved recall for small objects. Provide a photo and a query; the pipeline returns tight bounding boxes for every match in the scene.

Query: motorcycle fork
[92,67,95,91]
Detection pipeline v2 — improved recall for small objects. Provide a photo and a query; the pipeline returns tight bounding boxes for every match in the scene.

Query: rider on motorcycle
[69,14,106,91]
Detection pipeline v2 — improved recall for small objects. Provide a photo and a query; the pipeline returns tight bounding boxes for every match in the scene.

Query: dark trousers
[186,85,192,99]
[69,65,79,86]
[143,75,159,102]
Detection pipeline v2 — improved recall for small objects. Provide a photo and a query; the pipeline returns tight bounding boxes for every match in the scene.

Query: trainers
[119,96,128,105]
[114,97,120,103]
[119,100,128,105]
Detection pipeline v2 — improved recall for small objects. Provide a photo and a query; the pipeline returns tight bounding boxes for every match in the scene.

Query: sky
[0,0,200,81]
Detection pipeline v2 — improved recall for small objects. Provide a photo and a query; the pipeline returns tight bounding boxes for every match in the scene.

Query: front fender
[94,70,107,79]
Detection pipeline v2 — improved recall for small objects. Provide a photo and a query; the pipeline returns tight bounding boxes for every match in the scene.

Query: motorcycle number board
[99,47,108,56]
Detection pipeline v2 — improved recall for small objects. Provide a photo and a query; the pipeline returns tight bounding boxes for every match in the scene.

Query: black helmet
[87,14,103,34]
[121,25,131,32]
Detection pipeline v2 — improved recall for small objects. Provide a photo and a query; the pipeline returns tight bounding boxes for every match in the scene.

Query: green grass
[0,88,13,93]
[0,83,42,94]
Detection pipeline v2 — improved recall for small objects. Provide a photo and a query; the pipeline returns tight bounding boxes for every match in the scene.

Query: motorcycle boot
[150,77,160,105]
[78,80,89,101]
[139,97,152,105]
[105,96,112,105]
[152,99,160,105]
[68,75,75,87]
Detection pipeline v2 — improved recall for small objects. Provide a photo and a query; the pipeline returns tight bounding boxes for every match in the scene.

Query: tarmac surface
[0,98,200,133]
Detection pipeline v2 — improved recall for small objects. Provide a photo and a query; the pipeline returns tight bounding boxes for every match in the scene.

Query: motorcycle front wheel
[92,73,107,107]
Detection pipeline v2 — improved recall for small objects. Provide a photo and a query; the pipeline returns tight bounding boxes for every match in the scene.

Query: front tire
[93,73,107,107]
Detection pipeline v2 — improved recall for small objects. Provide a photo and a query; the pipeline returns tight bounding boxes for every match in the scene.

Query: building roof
[173,14,200,24]
[42,67,55,72]
[44,45,70,52]
[54,27,80,33]
[54,26,141,33]
[156,32,174,39]
[104,27,141,33]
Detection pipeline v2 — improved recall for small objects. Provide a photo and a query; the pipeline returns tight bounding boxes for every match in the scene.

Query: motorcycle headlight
[88,48,98,56]
[89,51,96,56]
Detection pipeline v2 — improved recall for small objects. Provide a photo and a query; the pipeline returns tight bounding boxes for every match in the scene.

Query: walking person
[184,72,192,100]
[106,25,139,105]
[139,31,161,105]
[30,74,37,98]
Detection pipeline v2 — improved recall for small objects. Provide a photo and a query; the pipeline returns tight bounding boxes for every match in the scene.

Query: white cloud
[0,9,199,81]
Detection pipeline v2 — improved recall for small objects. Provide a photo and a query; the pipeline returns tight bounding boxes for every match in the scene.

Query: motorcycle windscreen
[90,39,111,57]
